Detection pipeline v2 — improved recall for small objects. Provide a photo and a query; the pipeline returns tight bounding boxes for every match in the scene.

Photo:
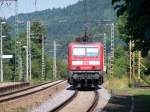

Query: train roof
[68,42,103,48]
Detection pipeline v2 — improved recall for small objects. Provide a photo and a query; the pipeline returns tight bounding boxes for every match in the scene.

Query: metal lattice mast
[42,34,45,80]
[110,23,114,75]
[104,33,107,72]
[28,21,32,81]
[26,21,29,82]
[53,40,57,80]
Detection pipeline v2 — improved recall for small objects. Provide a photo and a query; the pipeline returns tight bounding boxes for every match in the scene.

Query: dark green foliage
[56,59,67,79]
[31,21,47,42]
[112,0,150,56]
[114,44,129,77]
[112,0,150,75]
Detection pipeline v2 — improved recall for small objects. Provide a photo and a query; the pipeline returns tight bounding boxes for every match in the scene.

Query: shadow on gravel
[102,94,150,112]
[66,86,75,91]
[66,85,101,91]
[133,95,150,112]
[102,95,132,112]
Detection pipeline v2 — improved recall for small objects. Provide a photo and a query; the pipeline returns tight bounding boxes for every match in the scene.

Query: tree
[31,21,47,44]
[112,0,150,75]
[113,44,129,77]
[112,0,150,56]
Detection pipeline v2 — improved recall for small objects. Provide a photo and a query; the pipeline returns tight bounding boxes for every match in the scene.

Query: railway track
[0,80,64,103]
[51,90,99,112]
[134,76,150,89]
[0,80,60,98]
[50,90,78,112]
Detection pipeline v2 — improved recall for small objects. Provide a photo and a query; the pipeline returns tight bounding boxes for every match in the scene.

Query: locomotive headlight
[73,74,78,79]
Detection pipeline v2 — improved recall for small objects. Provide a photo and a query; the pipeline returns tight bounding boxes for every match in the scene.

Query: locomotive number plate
[83,61,89,65]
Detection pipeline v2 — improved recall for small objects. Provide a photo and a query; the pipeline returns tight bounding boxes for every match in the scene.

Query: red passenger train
[68,42,104,87]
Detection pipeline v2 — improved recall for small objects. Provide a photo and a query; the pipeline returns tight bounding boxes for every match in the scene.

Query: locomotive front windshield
[73,47,99,57]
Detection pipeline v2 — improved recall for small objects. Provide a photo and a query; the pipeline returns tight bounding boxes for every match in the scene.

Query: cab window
[73,48,85,56]
[86,48,99,57]
[72,47,99,57]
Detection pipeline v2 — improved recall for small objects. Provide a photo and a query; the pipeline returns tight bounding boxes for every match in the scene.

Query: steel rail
[87,90,99,112]
[51,90,78,112]
[51,90,99,112]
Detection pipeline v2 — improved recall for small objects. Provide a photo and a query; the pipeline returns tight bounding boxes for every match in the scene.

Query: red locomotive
[67,42,104,87]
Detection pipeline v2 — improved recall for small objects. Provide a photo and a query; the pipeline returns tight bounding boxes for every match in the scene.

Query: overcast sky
[0,0,79,18]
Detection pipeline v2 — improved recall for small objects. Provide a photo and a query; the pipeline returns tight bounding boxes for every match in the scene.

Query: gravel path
[31,86,75,112]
